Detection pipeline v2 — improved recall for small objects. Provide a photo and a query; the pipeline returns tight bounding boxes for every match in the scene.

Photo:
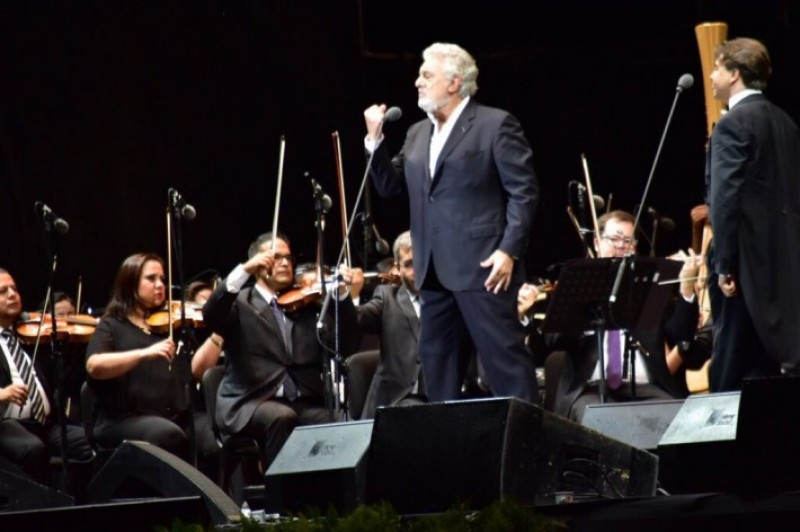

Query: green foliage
[164,500,566,531]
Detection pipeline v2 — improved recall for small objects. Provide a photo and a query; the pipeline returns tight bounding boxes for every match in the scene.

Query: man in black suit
[356,231,425,418]
[545,212,700,422]
[707,37,800,390]
[364,42,539,403]
[202,233,359,469]
[0,268,92,485]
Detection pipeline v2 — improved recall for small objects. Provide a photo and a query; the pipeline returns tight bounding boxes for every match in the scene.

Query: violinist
[37,291,77,318]
[34,291,89,425]
[85,253,195,461]
[0,268,92,486]
[545,210,701,422]
[202,231,359,471]
[355,231,426,419]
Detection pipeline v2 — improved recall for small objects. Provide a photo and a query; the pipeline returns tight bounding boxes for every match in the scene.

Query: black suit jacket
[0,333,54,420]
[203,284,358,434]
[370,99,538,291]
[356,284,423,418]
[709,93,800,366]
[551,297,698,418]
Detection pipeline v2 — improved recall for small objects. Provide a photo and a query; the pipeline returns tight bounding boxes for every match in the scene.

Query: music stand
[542,257,667,403]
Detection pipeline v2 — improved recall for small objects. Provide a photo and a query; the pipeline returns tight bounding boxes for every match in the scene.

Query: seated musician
[544,210,701,422]
[0,267,93,487]
[355,230,427,419]
[85,253,218,475]
[35,291,91,425]
[202,232,360,470]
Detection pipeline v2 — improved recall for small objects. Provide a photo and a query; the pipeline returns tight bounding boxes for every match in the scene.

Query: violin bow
[581,153,602,246]
[75,275,83,315]
[332,131,352,267]
[271,135,286,254]
[164,205,174,372]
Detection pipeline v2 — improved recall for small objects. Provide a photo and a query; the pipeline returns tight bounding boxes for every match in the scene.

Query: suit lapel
[247,288,288,356]
[431,100,476,188]
[397,286,420,341]
[419,121,434,196]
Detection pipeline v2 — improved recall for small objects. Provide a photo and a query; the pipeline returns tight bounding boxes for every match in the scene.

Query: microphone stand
[605,76,689,399]
[361,180,376,269]
[316,116,391,420]
[38,217,70,492]
[650,218,660,258]
[168,192,197,467]
[312,182,338,420]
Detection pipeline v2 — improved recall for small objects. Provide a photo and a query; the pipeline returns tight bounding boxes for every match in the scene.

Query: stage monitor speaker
[737,375,800,494]
[366,397,658,514]
[0,456,73,512]
[264,420,373,514]
[86,440,240,526]
[582,399,685,451]
[656,391,740,493]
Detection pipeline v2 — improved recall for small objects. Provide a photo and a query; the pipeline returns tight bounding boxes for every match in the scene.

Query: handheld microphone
[310,176,333,213]
[168,188,197,220]
[383,106,403,123]
[35,202,69,235]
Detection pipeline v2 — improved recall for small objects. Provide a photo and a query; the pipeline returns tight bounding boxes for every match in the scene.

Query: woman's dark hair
[104,252,165,320]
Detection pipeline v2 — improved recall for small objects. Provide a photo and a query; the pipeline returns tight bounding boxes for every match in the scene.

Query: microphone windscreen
[182,204,197,221]
[677,73,694,92]
[383,106,402,123]
[54,218,70,235]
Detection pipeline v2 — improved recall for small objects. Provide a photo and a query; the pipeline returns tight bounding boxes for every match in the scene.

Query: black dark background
[2,1,798,311]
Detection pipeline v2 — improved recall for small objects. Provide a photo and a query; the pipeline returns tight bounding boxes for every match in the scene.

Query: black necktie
[269,299,298,401]
[2,330,47,424]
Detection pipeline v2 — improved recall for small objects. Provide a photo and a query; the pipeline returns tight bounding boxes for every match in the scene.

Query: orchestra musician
[0,267,93,486]
[545,211,701,422]
[202,232,360,470]
[364,42,539,403]
[706,37,800,390]
[85,253,218,473]
[355,230,426,419]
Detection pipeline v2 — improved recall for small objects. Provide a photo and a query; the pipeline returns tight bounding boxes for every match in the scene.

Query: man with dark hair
[203,233,360,469]
[0,268,92,486]
[707,37,800,390]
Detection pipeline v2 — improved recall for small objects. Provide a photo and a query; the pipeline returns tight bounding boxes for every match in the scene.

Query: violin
[145,301,204,334]
[16,311,98,345]
[276,270,400,313]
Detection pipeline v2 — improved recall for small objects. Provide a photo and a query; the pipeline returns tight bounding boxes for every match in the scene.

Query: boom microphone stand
[34,201,71,492]
[316,106,402,421]
[167,188,198,467]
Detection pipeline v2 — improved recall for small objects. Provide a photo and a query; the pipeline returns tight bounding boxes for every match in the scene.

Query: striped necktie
[2,329,47,424]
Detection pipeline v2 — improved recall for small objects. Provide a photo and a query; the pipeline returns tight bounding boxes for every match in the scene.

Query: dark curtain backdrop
[1,0,797,310]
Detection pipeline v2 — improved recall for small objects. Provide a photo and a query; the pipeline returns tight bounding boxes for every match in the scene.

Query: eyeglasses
[601,235,635,247]
[273,253,294,264]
